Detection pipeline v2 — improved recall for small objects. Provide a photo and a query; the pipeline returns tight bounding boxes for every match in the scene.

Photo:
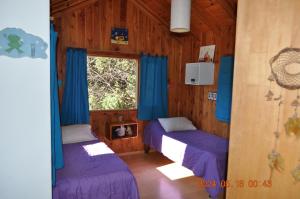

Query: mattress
[144,120,229,198]
[52,140,139,199]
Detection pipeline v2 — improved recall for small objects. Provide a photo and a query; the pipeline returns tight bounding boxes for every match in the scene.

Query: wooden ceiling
[51,0,237,36]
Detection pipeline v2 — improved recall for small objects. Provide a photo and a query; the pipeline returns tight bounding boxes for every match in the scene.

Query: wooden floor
[120,152,211,199]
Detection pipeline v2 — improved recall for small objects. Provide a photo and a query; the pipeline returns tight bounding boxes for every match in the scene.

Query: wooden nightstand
[106,121,138,140]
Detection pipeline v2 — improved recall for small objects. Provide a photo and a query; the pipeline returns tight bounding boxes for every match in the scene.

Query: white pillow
[158,117,197,132]
[61,124,97,144]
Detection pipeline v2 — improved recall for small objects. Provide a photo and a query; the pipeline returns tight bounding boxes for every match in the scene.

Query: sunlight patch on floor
[83,142,114,156]
[156,162,194,180]
[161,135,187,164]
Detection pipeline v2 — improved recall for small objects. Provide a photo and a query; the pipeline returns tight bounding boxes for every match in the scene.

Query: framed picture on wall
[199,45,216,62]
[111,28,128,45]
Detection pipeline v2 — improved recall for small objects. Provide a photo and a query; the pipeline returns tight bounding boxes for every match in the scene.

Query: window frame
[87,50,140,112]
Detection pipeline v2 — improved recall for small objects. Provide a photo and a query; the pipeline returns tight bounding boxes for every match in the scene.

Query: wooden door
[227,0,300,198]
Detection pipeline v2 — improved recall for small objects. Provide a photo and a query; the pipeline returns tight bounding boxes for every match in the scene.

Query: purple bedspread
[144,120,228,198]
[53,140,139,199]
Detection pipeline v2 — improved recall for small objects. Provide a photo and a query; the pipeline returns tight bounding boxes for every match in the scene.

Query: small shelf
[106,121,138,140]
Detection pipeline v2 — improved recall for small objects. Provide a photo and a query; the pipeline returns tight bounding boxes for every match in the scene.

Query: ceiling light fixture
[170,0,191,33]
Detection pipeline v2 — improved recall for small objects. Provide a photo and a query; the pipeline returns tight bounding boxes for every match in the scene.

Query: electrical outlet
[208,92,212,100]
[208,91,217,101]
[212,92,217,101]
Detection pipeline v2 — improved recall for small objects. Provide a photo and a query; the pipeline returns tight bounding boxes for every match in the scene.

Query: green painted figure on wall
[5,34,23,53]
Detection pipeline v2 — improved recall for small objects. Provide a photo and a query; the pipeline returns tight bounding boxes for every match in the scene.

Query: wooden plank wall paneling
[179,25,236,138]
[53,0,235,153]
[227,0,300,198]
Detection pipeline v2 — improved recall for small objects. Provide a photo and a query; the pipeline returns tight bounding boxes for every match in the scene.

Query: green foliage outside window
[87,56,137,110]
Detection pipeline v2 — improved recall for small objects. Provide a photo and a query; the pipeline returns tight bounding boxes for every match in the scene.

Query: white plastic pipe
[170,0,191,33]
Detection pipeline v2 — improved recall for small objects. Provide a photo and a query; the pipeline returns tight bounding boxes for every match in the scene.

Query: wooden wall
[227,0,300,198]
[179,26,236,138]
[53,0,235,152]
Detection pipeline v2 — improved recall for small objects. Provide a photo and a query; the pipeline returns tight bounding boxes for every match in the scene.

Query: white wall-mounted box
[185,62,214,85]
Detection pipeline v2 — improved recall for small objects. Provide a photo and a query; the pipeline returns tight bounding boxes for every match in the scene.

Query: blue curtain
[215,56,234,123]
[61,48,90,125]
[138,54,168,120]
[50,23,64,186]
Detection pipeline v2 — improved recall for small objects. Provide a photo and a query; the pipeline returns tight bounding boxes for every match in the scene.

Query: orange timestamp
[199,179,272,188]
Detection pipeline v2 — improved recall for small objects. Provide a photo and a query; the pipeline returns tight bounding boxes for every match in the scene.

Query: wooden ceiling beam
[215,0,236,19]
[129,0,169,28]
[51,0,64,4]
[50,0,236,42]
[129,0,186,44]
[51,0,92,15]
[191,6,222,35]
[130,0,221,41]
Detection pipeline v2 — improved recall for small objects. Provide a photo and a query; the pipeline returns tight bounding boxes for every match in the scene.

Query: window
[87,55,138,110]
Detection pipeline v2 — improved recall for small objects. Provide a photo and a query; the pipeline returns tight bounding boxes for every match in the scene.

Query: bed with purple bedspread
[144,120,229,198]
[53,140,139,199]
